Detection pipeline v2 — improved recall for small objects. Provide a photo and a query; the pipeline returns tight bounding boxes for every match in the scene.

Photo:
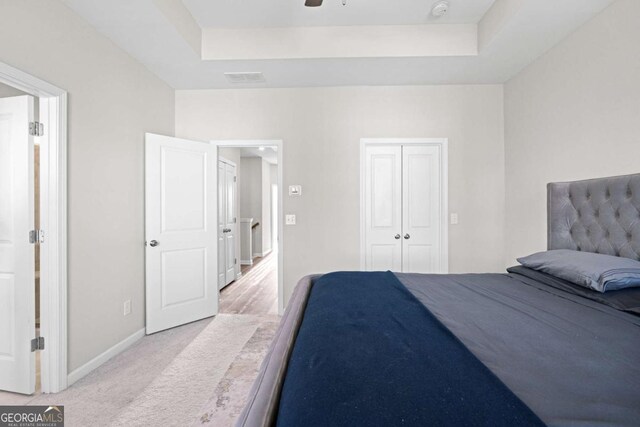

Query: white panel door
[0,96,35,394]
[145,133,217,334]
[217,159,236,289]
[217,161,226,289]
[364,145,402,271]
[402,145,443,273]
[224,162,237,284]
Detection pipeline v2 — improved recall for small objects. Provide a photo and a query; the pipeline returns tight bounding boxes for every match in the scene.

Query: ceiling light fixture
[431,1,450,18]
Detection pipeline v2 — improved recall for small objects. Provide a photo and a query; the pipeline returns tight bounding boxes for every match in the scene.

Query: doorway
[143,137,284,336]
[214,140,284,316]
[0,62,68,395]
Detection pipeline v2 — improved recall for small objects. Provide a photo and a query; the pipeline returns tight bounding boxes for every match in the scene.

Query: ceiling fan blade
[305,0,323,6]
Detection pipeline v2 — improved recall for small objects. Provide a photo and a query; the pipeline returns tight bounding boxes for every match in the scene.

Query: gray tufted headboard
[547,174,640,261]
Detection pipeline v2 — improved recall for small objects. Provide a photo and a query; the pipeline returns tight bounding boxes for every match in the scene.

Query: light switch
[450,213,459,225]
[285,214,296,225]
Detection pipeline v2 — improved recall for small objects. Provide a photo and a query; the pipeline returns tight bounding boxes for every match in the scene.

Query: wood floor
[220,251,278,315]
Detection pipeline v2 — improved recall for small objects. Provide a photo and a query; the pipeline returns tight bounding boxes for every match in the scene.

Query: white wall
[504,0,640,265]
[176,85,505,305]
[0,82,28,97]
[0,1,175,371]
[261,159,272,255]
[240,157,264,255]
[0,83,39,121]
[238,157,275,257]
[219,148,241,168]
[270,164,278,250]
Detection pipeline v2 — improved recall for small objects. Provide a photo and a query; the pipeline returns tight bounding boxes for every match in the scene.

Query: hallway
[220,251,278,315]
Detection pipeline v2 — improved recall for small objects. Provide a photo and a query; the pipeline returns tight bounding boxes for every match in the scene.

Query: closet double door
[364,144,446,273]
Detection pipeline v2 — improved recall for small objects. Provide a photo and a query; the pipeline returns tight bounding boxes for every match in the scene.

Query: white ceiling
[240,147,278,165]
[182,0,497,28]
[62,0,616,89]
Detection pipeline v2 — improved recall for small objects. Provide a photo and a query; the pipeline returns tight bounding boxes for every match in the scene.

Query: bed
[237,174,640,427]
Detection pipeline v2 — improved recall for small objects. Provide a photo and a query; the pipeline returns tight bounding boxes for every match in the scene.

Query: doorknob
[149,240,159,247]
[394,234,401,240]
[404,234,411,240]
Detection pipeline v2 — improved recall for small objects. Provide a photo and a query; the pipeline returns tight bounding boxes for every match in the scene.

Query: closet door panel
[402,145,443,273]
[364,145,402,271]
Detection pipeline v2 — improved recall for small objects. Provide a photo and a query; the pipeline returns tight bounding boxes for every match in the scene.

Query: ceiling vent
[224,72,266,84]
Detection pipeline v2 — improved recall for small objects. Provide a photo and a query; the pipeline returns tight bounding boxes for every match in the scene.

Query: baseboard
[67,328,145,386]
[240,259,253,266]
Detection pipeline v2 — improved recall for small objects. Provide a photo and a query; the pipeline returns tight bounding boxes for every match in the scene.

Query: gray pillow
[517,249,640,293]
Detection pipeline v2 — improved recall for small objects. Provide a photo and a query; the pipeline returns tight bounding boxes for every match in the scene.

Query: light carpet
[20,313,279,427]
[194,321,279,426]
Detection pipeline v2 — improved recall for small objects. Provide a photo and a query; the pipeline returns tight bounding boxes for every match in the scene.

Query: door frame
[359,138,449,273]
[0,61,68,393]
[212,140,285,315]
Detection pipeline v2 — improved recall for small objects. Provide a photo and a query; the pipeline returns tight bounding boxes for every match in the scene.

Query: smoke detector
[431,1,450,18]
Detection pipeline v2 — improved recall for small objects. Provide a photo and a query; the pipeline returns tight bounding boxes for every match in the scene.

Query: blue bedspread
[276,271,545,426]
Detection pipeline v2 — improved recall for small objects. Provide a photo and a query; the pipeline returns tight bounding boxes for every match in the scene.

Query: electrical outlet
[450,213,459,225]
[123,299,131,316]
[285,214,296,225]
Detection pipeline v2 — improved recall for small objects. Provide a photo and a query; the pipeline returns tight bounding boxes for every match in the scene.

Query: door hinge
[233,176,237,182]
[233,217,237,224]
[29,121,44,136]
[235,258,237,265]
[29,229,45,244]
[31,337,45,352]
